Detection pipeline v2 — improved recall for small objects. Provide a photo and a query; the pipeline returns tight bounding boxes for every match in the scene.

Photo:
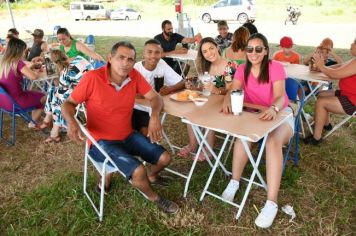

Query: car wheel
[237,13,248,24]
[137,15,141,20]
[125,16,129,20]
[202,13,211,23]
[213,20,219,23]
[75,19,79,21]
[86,16,91,21]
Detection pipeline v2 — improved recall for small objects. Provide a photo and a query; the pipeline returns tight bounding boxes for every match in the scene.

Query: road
[1,8,355,49]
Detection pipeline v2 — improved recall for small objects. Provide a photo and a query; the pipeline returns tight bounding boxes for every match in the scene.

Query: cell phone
[243,106,261,114]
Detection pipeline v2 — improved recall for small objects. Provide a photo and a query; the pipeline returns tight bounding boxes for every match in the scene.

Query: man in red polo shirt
[62,41,178,214]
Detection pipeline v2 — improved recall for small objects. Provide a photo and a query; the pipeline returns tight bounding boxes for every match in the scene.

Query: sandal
[177,145,196,158]
[192,151,211,162]
[95,182,112,195]
[28,122,42,130]
[44,135,61,143]
[39,121,52,130]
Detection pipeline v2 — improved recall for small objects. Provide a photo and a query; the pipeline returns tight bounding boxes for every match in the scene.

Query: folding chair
[0,85,37,145]
[323,111,356,139]
[283,78,306,167]
[75,116,148,221]
[92,60,106,69]
[85,35,95,51]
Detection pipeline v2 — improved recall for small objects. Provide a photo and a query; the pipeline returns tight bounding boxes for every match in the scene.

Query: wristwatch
[271,105,279,113]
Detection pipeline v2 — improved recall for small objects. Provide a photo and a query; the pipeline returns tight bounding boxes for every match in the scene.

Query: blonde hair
[50,49,69,72]
[0,38,27,79]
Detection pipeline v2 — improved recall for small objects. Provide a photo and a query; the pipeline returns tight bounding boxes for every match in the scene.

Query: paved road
[1,8,355,49]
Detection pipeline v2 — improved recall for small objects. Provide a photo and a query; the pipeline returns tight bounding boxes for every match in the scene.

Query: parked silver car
[201,0,256,24]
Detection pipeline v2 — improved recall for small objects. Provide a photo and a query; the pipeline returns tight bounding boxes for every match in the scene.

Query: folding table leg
[235,137,268,219]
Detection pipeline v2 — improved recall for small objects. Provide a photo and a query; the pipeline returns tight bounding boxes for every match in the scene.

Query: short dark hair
[161,20,172,30]
[111,41,136,59]
[144,39,161,46]
[217,20,228,28]
[242,22,258,35]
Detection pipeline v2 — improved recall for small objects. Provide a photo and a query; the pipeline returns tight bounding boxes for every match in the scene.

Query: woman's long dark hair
[196,37,221,74]
[56,27,74,40]
[244,33,270,85]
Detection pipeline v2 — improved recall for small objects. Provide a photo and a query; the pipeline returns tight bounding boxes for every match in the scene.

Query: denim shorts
[89,131,166,180]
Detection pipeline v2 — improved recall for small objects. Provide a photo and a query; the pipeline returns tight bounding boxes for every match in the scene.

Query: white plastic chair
[75,116,147,221]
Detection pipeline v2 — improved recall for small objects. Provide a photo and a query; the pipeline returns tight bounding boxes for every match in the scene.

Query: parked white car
[200,0,256,24]
[110,7,141,20]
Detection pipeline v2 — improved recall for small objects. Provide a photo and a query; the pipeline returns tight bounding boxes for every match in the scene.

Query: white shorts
[284,106,295,134]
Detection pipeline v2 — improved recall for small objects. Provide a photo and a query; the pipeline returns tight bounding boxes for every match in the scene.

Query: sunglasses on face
[246,46,266,54]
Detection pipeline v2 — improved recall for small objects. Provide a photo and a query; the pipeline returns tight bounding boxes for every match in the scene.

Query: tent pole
[6,0,16,28]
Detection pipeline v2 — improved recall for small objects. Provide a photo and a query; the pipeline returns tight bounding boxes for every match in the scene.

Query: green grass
[0,36,355,235]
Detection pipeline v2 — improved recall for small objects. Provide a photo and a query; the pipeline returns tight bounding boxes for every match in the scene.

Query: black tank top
[27,41,43,61]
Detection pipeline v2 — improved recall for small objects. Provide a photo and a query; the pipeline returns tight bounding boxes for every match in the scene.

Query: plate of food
[170,90,201,102]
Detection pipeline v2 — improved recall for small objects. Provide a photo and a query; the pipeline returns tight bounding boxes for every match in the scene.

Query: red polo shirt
[71,64,152,141]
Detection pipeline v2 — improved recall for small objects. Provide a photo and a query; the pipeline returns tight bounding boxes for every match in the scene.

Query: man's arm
[161,47,188,57]
[62,96,84,144]
[143,89,163,142]
[181,33,201,44]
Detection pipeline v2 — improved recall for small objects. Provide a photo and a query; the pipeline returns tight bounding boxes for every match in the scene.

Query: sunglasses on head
[246,46,266,54]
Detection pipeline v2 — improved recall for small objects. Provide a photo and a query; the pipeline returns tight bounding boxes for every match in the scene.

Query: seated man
[214,20,233,52]
[26,29,49,62]
[154,20,201,76]
[62,41,178,214]
[273,36,300,64]
[133,39,185,135]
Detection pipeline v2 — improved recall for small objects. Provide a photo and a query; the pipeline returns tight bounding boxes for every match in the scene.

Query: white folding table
[182,95,292,219]
[166,49,198,76]
[284,63,332,135]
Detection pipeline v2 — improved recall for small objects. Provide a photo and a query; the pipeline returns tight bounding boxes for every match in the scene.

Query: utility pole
[6,0,16,28]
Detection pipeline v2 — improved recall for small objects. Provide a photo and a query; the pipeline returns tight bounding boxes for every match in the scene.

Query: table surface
[136,94,292,142]
[166,50,198,61]
[284,63,332,84]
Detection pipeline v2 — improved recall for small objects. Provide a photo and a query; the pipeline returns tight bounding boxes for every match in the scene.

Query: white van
[70,2,107,21]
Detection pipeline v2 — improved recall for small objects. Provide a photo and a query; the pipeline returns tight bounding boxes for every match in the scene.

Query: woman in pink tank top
[304,38,356,145]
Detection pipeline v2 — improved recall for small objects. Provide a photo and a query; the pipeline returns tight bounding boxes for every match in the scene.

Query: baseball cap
[279,36,294,48]
[32,29,44,37]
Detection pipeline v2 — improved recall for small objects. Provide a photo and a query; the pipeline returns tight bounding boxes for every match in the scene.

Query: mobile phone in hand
[243,106,261,114]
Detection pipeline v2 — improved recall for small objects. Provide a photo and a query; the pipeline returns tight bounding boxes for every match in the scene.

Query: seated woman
[0,38,46,126]
[56,28,103,62]
[304,38,356,145]
[222,33,294,228]
[304,38,343,67]
[41,50,93,142]
[179,37,237,161]
[222,26,249,66]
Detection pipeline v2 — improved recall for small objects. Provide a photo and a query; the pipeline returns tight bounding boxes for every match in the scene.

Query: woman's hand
[313,51,325,68]
[259,107,277,121]
[222,93,232,114]
[204,81,214,92]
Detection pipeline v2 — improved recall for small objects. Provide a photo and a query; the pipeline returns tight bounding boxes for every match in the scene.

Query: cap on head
[32,29,44,38]
[279,36,293,48]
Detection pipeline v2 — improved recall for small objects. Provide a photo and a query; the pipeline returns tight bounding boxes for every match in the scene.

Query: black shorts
[335,90,356,115]
[132,109,150,131]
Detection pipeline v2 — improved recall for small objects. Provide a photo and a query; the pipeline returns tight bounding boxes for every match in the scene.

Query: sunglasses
[246,46,266,54]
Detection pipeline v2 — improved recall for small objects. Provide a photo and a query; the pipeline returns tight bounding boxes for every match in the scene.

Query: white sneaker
[221,179,239,202]
[255,200,278,228]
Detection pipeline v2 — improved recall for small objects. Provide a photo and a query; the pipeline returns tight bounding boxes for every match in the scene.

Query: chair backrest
[92,60,106,69]
[85,35,95,45]
[53,25,61,36]
[285,77,305,130]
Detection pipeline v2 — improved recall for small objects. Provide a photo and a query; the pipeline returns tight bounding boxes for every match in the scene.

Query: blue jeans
[89,132,166,179]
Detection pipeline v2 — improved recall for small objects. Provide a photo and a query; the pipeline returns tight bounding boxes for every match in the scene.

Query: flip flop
[44,135,61,143]
[192,151,211,162]
[177,145,196,158]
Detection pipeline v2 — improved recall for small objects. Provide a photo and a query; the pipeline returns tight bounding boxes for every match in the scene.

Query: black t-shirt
[154,33,184,53]
[154,33,185,74]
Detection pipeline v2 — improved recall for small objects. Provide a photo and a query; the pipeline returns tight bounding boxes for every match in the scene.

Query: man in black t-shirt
[154,20,200,76]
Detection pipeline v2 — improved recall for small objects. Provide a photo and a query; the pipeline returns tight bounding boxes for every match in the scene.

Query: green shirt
[59,39,89,60]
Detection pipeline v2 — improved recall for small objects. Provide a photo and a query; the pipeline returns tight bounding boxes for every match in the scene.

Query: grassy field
[1,0,355,23]
[0,36,355,235]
